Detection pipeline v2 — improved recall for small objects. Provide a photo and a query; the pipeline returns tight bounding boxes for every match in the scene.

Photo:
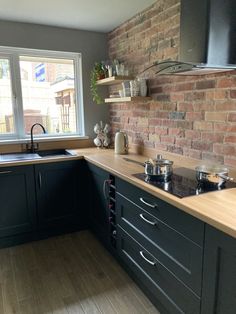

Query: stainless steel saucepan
[123,154,173,181]
[195,165,234,187]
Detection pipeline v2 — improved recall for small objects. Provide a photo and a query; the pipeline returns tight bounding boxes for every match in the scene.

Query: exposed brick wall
[108,0,236,167]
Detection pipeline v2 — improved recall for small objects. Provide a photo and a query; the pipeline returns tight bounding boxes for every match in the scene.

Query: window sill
[0,135,90,145]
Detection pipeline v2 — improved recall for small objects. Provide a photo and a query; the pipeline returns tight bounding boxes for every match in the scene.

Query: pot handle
[217,174,234,182]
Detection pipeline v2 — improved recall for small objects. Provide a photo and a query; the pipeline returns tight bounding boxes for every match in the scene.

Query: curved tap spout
[30,123,46,153]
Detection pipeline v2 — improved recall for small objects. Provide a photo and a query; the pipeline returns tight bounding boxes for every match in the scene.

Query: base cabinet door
[87,163,110,246]
[201,225,236,314]
[35,160,83,233]
[0,165,36,238]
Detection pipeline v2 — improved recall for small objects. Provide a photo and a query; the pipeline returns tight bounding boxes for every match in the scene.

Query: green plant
[90,62,105,104]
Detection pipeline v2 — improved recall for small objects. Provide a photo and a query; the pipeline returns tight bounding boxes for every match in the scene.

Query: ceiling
[0,0,156,33]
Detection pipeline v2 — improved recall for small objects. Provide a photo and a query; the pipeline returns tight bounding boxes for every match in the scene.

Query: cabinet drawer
[117,193,203,295]
[117,226,201,314]
[116,178,204,246]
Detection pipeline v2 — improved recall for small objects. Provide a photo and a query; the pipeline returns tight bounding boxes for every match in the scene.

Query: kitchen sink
[0,153,42,162]
[0,149,76,162]
[37,149,76,157]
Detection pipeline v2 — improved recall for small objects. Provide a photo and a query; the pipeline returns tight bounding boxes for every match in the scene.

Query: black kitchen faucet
[29,123,46,153]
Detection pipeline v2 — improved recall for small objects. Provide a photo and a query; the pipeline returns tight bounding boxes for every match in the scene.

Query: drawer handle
[139,197,157,209]
[139,213,157,226]
[140,251,156,266]
[0,171,12,175]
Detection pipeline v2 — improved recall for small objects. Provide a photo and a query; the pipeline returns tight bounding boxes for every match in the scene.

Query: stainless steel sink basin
[0,150,76,162]
[0,153,41,162]
[37,149,76,157]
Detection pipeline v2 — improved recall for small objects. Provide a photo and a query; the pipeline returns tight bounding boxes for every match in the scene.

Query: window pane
[0,58,15,134]
[19,56,77,136]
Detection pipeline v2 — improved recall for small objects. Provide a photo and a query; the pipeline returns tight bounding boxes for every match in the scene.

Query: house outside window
[0,47,84,140]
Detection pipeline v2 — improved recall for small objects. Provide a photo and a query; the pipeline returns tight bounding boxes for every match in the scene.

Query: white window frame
[0,46,84,141]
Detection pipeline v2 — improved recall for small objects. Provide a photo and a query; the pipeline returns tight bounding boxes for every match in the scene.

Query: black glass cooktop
[133,167,236,198]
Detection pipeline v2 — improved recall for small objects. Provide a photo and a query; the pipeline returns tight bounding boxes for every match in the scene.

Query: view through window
[0,48,83,140]
[0,58,15,135]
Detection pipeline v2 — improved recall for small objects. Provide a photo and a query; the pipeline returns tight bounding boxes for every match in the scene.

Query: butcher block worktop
[0,147,236,238]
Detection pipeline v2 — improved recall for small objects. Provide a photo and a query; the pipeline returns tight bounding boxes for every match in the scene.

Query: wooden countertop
[73,148,236,239]
[1,147,236,238]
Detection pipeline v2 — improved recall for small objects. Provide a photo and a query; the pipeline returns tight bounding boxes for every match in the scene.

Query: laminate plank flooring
[0,231,160,314]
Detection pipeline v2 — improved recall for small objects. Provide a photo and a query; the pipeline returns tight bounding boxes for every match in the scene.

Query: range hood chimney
[156,0,236,75]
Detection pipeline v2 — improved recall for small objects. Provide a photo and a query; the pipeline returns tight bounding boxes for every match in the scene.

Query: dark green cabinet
[35,160,85,233]
[87,163,110,246]
[201,225,236,314]
[0,165,36,238]
[116,176,204,314]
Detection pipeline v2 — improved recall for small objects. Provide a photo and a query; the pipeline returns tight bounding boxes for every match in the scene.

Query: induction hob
[133,167,236,198]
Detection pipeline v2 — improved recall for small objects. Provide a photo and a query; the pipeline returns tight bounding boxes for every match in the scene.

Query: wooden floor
[0,231,160,314]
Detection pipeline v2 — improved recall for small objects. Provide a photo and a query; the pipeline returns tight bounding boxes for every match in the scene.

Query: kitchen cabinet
[0,165,36,240]
[35,160,85,234]
[87,162,110,246]
[201,225,236,314]
[116,177,204,314]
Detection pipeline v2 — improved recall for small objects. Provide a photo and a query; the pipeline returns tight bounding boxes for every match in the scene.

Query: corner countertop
[0,147,236,238]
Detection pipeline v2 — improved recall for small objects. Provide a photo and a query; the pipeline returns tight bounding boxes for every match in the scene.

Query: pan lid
[195,164,228,174]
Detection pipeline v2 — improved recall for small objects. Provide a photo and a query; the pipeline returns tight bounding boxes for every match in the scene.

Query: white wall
[0,20,108,138]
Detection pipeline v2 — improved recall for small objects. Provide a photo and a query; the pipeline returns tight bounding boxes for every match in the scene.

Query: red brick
[213,144,236,155]
[202,152,224,164]
[155,126,168,135]
[168,128,184,137]
[175,82,195,92]
[185,130,201,140]
[205,112,227,122]
[149,118,162,126]
[201,133,224,143]
[149,133,160,142]
[217,78,234,88]
[214,123,228,132]
[184,91,205,101]
[155,143,168,151]
[167,145,183,155]
[170,93,184,102]
[227,125,236,132]
[228,113,236,122]
[177,102,194,111]
[215,101,236,111]
[194,121,213,131]
[224,157,236,167]
[196,80,216,90]
[155,111,169,119]
[192,141,213,152]
[175,138,191,147]
[176,121,193,129]
[230,90,236,98]
[183,148,202,159]
[160,136,175,144]
[224,135,236,143]
[186,112,203,121]
[194,102,214,111]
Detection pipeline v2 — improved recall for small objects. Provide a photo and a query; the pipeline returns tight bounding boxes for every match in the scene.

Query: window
[0,47,83,140]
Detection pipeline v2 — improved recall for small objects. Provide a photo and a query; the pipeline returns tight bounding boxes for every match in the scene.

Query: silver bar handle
[38,172,42,189]
[140,251,156,266]
[139,213,157,226]
[103,179,111,200]
[139,197,157,208]
[0,171,12,175]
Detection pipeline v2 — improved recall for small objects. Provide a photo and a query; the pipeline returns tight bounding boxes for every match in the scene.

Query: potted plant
[90,62,105,104]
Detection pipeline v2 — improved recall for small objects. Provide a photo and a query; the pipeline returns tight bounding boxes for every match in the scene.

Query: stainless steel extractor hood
[155,0,236,75]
